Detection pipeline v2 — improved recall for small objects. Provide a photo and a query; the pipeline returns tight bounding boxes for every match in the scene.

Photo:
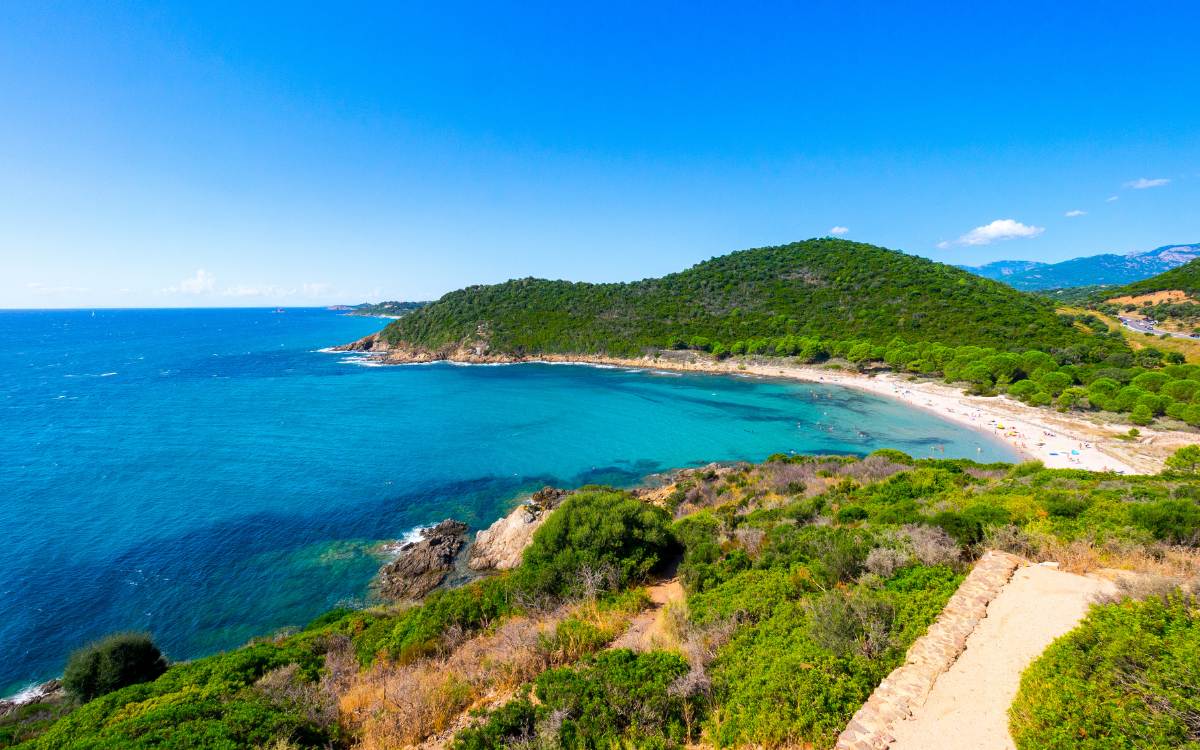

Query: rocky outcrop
[333,332,390,353]
[377,520,469,600]
[0,680,63,719]
[467,487,569,571]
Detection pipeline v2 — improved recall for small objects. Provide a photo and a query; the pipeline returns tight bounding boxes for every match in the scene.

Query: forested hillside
[380,240,1108,357]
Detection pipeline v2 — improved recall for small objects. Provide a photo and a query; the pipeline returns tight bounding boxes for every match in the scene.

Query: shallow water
[0,308,1015,693]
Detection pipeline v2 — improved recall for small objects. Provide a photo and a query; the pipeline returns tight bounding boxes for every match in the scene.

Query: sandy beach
[586,354,1198,474]
[335,331,1198,474]
[544,353,1186,474]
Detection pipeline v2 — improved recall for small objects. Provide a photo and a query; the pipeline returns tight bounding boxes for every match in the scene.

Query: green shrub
[1130,500,1200,543]
[61,632,167,703]
[535,649,693,748]
[514,489,675,599]
[451,697,537,749]
[836,505,869,523]
[25,641,336,749]
[1010,594,1200,749]
[358,575,515,663]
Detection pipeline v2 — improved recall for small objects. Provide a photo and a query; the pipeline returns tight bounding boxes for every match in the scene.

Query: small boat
[271,308,286,314]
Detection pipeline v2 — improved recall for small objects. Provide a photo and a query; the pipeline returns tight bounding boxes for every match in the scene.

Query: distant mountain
[1096,257,1200,299]
[961,244,1200,290]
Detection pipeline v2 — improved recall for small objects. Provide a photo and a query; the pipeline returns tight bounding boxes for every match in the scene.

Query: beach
[549,352,1192,474]
[345,334,1198,474]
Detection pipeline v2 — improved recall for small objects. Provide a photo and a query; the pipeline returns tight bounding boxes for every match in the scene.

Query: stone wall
[834,550,1023,750]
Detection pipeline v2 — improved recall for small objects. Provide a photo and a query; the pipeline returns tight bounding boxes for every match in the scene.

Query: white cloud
[162,269,216,295]
[159,270,337,300]
[220,282,335,299]
[829,226,849,235]
[1106,195,1119,202]
[1126,177,1170,189]
[26,282,88,295]
[937,218,1044,249]
[1064,209,1087,217]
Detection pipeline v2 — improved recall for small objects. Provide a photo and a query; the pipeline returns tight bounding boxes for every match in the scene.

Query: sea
[0,308,1016,695]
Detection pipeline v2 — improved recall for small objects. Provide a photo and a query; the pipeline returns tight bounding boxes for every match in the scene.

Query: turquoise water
[0,309,1015,694]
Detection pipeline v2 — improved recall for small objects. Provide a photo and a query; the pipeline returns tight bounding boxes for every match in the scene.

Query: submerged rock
[468,487,569,571]
[377,520,469,600]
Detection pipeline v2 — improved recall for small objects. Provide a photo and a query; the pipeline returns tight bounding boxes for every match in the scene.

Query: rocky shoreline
[375,486,572,602]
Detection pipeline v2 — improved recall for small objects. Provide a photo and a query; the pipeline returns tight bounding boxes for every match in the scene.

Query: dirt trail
[609,578,684,652]
[887,564,1116,750]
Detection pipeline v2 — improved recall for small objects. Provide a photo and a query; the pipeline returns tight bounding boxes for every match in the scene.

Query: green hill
[380,239,1102,357]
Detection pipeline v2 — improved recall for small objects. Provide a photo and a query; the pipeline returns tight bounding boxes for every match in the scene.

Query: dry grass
[338,601,637,749]
[1061,306,1200,363]
[666,457,910,521]
[1104,290,1195,306]
[986,525,1200,580]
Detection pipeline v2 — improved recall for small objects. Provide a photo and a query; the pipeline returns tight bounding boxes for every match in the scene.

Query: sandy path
[610,578,684,652]
[887,564,1116,750]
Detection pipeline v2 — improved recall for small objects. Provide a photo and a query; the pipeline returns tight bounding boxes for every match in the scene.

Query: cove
[0,309,1016,694]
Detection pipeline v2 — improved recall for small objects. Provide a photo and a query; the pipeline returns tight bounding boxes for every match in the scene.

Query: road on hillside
[1117,315,1198,340]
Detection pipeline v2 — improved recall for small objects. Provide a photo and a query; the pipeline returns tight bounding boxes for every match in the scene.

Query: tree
[62,632,167,702]
[1164,444,1200,475]
[1130,404,1154,426]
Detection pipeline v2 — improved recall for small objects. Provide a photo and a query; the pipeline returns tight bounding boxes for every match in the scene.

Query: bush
[62,632,167,703]
[514,489,675,599]
[452,698,538,749]
[535,649,693,747]
[1010,594,1200,749]
[356,575,515,663]
[836,505,869,523]
[1131,500,1200,544]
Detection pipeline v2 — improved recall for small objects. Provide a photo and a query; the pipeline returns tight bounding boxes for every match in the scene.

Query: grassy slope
[381,239,1100,356]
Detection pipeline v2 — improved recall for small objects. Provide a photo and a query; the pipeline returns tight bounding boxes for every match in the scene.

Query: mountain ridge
[962,243,1200,290]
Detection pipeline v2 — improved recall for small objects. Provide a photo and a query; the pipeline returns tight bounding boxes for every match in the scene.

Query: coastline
[334,337,1196,474]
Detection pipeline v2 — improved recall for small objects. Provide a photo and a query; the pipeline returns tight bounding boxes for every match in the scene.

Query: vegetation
[513,489,676,599]
[349,300,429,317]
[1010,593,1199,749]
[61,633,167,703]
[365,239,1200,427]
[381,239,1111,357]
[9,452,1199,749]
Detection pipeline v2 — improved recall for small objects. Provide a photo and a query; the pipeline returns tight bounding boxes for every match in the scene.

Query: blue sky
[2,2,1198,308]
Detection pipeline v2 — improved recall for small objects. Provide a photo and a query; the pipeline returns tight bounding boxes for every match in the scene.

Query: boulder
[468,487,569,571]
[377,519,469,600]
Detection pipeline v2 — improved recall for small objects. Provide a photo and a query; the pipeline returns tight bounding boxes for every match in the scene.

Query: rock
[0,680,64,719]
[377,520,469,600]
[468,487,569,571]
[332,332,387,353]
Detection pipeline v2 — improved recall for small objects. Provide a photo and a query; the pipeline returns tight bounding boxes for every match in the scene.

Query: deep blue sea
[0,308,1016,694]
